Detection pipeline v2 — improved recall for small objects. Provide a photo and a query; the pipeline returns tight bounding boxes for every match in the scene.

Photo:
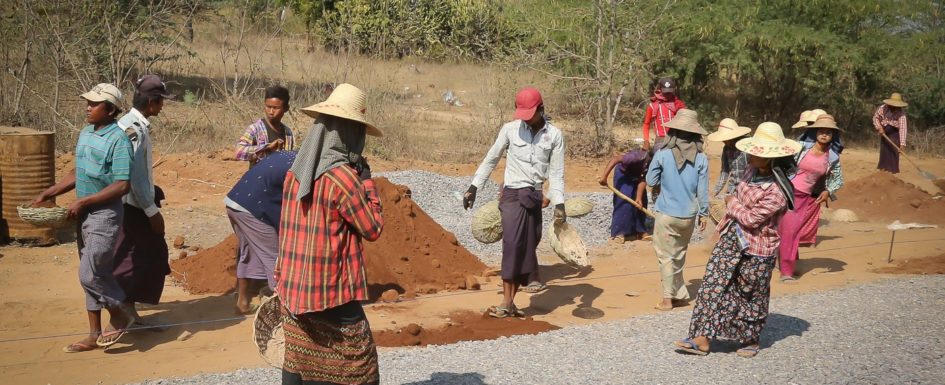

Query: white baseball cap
[80,83,123,108]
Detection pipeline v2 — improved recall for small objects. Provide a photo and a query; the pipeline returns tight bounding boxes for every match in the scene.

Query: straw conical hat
[301,83,383,137]
[736,122,802,158]
[791,110,814,129]
[663,108,707,135]
[707,118,751,142]
[807,114,841,130]
[883,92,908,107]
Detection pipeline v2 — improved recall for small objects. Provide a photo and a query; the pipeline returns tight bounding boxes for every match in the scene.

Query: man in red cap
[463,86,566,318]
[642,77,687,151]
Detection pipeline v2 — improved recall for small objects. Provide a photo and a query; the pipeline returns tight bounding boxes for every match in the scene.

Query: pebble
[136,276,945,385]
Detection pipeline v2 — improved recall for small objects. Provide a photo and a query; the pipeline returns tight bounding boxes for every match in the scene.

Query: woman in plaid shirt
[675,122,800,358]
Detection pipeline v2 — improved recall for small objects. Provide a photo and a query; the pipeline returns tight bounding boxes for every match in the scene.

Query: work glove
[553,203,566,225]
[463,185,477,210]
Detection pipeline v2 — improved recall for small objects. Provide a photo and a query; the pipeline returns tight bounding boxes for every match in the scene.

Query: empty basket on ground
[253,295,284,368]
[16,205,72,228]
[547,221,590,267]
[708,199,726,224]
[471,200,502,244]
[564,197,594,218]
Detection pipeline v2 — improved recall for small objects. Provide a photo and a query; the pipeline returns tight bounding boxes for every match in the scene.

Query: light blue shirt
[471,120,566,205]
[646,148,709,218]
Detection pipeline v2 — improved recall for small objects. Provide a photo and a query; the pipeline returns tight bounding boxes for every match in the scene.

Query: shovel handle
[605,167,657,218]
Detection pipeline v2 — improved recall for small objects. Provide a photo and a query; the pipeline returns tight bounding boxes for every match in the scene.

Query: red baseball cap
[513,87,543,120]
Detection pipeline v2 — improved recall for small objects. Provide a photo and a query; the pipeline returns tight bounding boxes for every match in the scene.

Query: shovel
[604,167,657,218]
[878,130,937,180]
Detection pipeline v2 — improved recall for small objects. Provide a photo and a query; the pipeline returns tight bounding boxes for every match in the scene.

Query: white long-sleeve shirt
[118,108,160,217]
[471,120,565,205]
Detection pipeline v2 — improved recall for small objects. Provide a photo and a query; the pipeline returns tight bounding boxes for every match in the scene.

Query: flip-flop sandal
[96,322,133,347]
[736,346,760,358]
[673,338,709,356]
[521,282,548,294]
[488,306,511,318]
[63,341,98,353]
[780,276,798,284]
[508,305,526,317]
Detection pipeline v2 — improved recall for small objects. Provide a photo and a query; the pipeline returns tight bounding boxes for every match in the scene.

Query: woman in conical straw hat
[276,83,384,385]
[675,122,799,358]
[645,108,709,311]
[777,114,844,283]
[707,118,751,198]
[873,92,908,173]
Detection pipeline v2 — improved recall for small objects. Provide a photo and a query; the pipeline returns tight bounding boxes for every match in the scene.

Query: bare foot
[98,308,132,346]
[655,298,674,311]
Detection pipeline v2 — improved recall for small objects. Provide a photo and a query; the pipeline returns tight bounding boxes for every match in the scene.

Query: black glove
[355,158,372,180]
[463,185,477,210]
[553,203,566,225]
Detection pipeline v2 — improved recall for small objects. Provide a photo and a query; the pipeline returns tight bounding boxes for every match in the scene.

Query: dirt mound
[832,171,945,225]
[373,310,559,347]
[169,177,487,300]
[170,234,239,294]
[874,253,945,275]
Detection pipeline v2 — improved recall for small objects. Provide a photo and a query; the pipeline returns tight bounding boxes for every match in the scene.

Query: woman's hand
[598,176,608,187]
[815,191,830,205]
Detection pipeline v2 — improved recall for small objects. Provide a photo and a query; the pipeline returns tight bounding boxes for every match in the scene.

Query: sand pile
[833,171,945,225]
[170,177,487,299]
[373,310,559,347]
[170,234,239,294]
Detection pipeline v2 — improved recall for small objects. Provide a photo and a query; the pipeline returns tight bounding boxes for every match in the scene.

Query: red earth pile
[170,177,487,300]
[373,310,560,347]
[833,171,945,225]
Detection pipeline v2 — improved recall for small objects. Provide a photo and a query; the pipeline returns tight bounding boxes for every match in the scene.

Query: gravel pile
[378,170,706,266]
[135,276,945,385]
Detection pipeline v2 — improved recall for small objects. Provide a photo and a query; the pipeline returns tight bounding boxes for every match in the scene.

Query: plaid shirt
[872,105,908,145]
[234,118,295,163]
[276,165,383,315]
[717,170,787,257]
[713,148,747,197]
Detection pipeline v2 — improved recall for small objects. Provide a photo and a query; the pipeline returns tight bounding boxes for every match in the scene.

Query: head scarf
[289,114,366,200]
[663,129,703,170]
[799,128,844,155]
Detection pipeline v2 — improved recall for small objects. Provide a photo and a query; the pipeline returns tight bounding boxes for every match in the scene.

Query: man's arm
[127,131,159,217]
[235,123,267,161]
[470,125,511,190]
[547,132,565,206]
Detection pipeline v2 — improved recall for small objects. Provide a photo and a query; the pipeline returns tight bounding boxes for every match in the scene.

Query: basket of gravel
[471,200,502,244]
[564,197,594,218]
[547,221,589,267]
[253,295,284,368]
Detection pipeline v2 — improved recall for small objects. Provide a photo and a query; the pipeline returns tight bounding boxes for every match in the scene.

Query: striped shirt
[75,122,134,198]
[234,118,294,165]
[717,170,787,257]
[276,165,384,315]
[872,105,908,145]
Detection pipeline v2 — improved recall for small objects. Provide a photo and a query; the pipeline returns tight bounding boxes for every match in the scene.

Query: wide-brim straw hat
[707,118,751,142]
[883,92,908,107]
[791,110,814,129]
[301,83,383,137]
[663,108,707,135]
[736,122,802,158]
[807,114,841,130]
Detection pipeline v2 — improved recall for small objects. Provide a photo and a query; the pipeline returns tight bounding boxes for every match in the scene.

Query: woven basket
[708,199,726,224]
[253,295,285,368]
[471,200,502,244]
[547,221,590,267]
[17,205,72,228]
[564,197,594,218]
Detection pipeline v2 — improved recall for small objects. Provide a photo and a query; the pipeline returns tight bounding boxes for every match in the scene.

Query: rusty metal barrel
[0,127,57,244]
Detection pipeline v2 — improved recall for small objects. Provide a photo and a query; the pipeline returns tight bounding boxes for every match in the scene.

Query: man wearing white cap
[32,83,135,352]
[463,86,566,318]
